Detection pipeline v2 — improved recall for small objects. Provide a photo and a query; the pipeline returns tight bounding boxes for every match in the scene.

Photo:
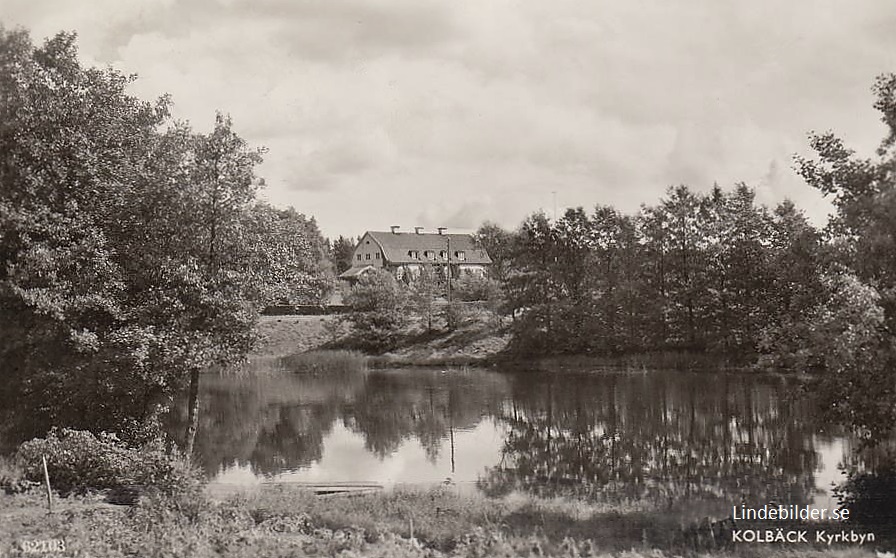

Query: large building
[339,226,492,283]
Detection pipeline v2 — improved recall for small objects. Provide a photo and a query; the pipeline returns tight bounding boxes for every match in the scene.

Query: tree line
[476,184,822,358]
[472,74,896,441]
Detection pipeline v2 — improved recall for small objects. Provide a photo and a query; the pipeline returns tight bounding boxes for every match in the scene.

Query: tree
[409,264,438,331]
[799,273,893,441]
[343,269,408,352]
[700,183,774,353]
[504,212,562,353]
[329,235,356,274]
[473,221,517,284]
[756,200,825,367]
[0,28,330,455]
[792,73,896,441]
[0,28,175,442]
[657,185,706,348]
[247,204,334,306]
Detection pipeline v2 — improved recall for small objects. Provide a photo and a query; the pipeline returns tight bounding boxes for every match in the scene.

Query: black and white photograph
[2,2,896,556]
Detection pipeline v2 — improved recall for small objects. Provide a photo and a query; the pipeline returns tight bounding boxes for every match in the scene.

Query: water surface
[174,361,853,515]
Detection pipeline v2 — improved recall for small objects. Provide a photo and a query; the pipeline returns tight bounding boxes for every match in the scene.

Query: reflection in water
[479,372,820,510]
[168,363,860,514]
[167,364,509,482]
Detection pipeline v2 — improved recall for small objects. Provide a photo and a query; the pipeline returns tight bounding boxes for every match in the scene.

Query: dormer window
[424,250,435,261]
[439,250,447,260]
[407,250,419,259]
[455,251,466,261]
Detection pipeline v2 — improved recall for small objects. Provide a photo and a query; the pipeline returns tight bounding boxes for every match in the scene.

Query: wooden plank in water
[260,481,384,496]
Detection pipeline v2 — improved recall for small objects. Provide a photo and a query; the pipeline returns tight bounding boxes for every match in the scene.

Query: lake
[173,359,854,517]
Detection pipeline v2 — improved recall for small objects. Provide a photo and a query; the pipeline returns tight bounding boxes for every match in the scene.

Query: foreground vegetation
[4,416,891,557]
[1,483,889,558]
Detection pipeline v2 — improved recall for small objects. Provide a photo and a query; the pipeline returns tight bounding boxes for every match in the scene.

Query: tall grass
[509,351,745,373]
[278,349,367,376]
[0,483,884,557]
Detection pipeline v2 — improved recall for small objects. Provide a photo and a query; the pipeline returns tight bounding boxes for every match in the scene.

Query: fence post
[41,455,53,514]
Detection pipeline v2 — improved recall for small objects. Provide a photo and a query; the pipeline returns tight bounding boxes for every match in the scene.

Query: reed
[279,349,368,376]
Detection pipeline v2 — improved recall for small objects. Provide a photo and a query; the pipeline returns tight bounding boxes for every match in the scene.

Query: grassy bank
[279,349,368,375]
[252,315,338,358]
[1,485,885,558]
[499,350,755,373]
[254,314,755,371]
[254,312,511,366]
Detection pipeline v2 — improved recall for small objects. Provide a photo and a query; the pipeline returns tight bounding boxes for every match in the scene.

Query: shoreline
[256,314,807,374]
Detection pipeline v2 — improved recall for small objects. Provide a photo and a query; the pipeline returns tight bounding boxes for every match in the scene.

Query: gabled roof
[365,231,492,265]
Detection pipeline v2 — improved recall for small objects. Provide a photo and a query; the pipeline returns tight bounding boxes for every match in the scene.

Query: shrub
[343,269,408,352]
[451,274,501,302]
[443,301,466,331]
[834,464,896,543]
[15,427,201,496]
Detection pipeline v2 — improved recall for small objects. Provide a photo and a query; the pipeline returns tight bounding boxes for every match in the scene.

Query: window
[424,250,435,261]
[455,251,466,261]
[439,250,447,260]
[365,253,371,260]
[407,250,419,259]
[356,254,361,261]
[375,252,380,259]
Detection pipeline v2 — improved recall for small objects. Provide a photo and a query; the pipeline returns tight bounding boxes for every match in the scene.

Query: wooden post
[41,455,53,514]
[446,236,451,304]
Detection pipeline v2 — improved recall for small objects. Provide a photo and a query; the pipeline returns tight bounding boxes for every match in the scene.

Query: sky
[5,1,896,238]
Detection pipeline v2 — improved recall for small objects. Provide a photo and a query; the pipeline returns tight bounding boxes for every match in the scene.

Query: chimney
[437,227,447,235]
[390,225,400,234]
[414,227,424,235]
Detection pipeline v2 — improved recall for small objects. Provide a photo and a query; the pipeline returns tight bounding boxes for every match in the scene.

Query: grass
[252,315,338,358]
[250,312,753,372]
[493,350,750,374]
[278,349,368,376]
[0,454,21,483]
[0,485,888,558]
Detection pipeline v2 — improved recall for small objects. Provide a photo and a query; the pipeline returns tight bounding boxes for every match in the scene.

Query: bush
[343,270,408,352]
[443,301,466,331]
[451,275,501,302]
[834,464,896,543]
[15,428,201,496]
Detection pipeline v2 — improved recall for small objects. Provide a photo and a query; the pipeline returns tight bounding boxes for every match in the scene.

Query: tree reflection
[168,362,835,512]
[167,366,509,477]
[479,372,820,507]
[344,371,506,463]
[167,370,362,476]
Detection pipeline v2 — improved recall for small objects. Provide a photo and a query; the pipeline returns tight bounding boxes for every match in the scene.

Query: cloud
[6,0,896,237]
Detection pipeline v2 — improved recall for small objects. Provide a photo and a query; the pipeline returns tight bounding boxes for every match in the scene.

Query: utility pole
[449,389,456,474]
[446,234,451,303]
